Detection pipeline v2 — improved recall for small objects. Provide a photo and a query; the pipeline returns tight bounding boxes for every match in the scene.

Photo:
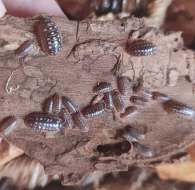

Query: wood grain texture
[0,15,195,184]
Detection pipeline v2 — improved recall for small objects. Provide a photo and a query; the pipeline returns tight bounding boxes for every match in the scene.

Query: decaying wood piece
[0,15,195,184]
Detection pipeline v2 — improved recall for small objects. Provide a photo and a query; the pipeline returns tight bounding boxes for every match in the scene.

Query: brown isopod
[164,100,195,118]
[37,17,61,56]
[130,96,150,106]
[52,93,62,114]
[62,96,78,114]
[126,40,156,56]
[132,142,153,157]
[152,92,169,102]
[93,82,112,94]
[72,111,89,132]
[117,76,133,96]
[120,106,138,119]
[43,96,53,114]
[59,108,74,129]
[82,101,106,119]
[0,116,17,136]
[103,91,113,110]
[15,40,34,58]
[112,90,125,113]
[125,125,145,139]
[134,85,152,99]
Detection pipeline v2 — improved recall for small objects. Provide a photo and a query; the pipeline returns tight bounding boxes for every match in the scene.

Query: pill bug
[117,76,133,96]
[62,96,78,114]
[0,116,17,136]
[82,101,106,119]
[72,111,89,132]
[52,93,62,114]
[134,85,152,99]
[164,100,195,118]
[103,91,113,110]
[130,96,150,106]
[93,82,112,94]
[37,17,61,56]
[126,40,156,56]
[152,92,169,102]
[132,142,153,157]
[43,96,53,114]
[112,90,125,113]
[120,106,138,119]
[59,108,74,129]
[15,40,34,58]
[125,125,145,139]
[25,113,64,131]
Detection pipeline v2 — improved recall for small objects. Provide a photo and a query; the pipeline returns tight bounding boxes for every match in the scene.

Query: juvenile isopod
[120,106,138,119]
[72,111,89,132]
[93,82,112,94]
[82,101,106,119]
[112,90,125,113]
[103,91,113,110]
[52,93,62,114]
[15,40,34,58]
[59,108,73,129]
[164,100,195,118]
[134,85,152,99]
[126,40,156,56]
[0,116,17,136]
[132,142,153,157]
[117,76,133,96]
[37,18,61,56]
[43,96,53,114]
[25,113,64,131]
[62,96,78,114]
[130,96,150,106]
[152,92,169,102]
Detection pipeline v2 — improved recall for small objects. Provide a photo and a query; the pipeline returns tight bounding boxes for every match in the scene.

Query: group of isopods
[2,17,194,158]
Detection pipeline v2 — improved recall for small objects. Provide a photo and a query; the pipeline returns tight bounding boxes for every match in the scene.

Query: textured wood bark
[0,15,195,184]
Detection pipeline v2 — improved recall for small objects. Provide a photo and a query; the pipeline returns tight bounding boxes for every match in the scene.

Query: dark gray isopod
[112,90,125,113]
[0,116,17,136]
[132,142,153,157]
[103,91,113,110]
[15,40,34,58]
[44,96,53,114]
[52,93,62,114]
[59,108,74,129]
[93,82,112,94]
[130,96,150,106]
[120,106,138,119]
[152,92,169,102]
[62,96,78,114]
[134,85,152,99]
[117,76,133,96]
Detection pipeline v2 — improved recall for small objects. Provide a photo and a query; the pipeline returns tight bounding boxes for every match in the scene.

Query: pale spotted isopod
[120,106,138,119]
[112,90,125,113]
[117,76,133,96]
[52,93,62,114]
[15,40,34,58]
[130,96,150,106]
[134,85,152,99]
[72,111,89,132]
[152,92,169,102]
[132,142,153,157]
[0,116,17,136]
[43,96,53,114]
[82,101,106,119]
[127,40,156,56]
[25,113,64,131]
[59,108,74,129]
[37,18,61,55]
[103,91,113,110]
[164,100,195,118]
[93,82,112,94]
[62,96,78,114]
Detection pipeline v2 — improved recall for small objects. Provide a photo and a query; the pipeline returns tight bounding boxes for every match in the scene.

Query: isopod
[121,130,138,142]
[82,101,106,119]
[62,96,78,114]
[52,93,62,114]
[25,113,64,131]
[92,94,104,105]
[112,90,125,113]
[37,18,61,56]
[130,96,150,106]
[103,91,113,110]
[72,111,89,132]
[152,92,169,102]
[15,40,34,58]
[125,125,145,139]
[132,142,153,157]
[120,106,138,119]
[134,85,152,99]
[43,96,53,114]
[59,108,74,129]
[117,76,133,96]
[93,82,112,94]
[0,116,17,136]
[164,100,195,118]
[126,40,156,56]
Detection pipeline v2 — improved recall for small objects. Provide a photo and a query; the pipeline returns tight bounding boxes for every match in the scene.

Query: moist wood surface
[0,15,195,184]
